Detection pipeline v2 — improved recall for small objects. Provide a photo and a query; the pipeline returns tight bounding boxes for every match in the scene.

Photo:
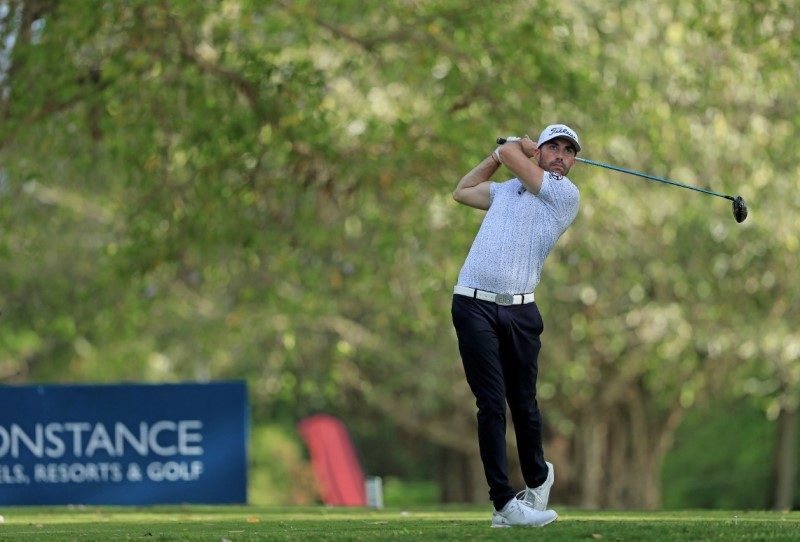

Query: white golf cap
[537,124,581,153]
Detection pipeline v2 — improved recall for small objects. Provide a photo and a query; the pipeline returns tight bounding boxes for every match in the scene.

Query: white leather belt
[454,285,534,306]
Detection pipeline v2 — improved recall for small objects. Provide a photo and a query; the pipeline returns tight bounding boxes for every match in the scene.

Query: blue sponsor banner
[0,381,248,505]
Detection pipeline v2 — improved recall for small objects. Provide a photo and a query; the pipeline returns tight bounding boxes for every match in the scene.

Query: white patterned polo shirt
[456,173,580,295]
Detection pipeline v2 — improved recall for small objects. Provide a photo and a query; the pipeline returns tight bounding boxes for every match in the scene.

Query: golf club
[495,137,748,223]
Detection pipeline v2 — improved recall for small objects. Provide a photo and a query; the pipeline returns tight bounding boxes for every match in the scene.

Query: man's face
[537,137,577,176]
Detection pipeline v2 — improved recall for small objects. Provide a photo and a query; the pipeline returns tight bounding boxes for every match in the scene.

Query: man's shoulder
[543,173,579,196]
[547,172,578,186]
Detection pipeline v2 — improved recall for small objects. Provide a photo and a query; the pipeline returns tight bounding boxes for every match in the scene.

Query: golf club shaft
[575,157,734,202]
[495,136,735,202]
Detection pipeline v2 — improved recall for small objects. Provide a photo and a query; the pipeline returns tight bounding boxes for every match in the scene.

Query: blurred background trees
[1,0,797,509]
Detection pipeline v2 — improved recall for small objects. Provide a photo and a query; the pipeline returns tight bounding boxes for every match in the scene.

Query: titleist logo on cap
[537,123,581,152]
[547,126,576,138]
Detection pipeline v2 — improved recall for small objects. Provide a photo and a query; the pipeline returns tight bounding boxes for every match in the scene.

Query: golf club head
[732,196,748,223]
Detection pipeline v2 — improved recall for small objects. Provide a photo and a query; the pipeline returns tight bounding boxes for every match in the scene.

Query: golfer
[451,124,581,528]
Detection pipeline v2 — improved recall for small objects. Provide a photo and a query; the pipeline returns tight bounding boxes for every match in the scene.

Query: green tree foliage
[1,0,797,507]
[662,401,776,510]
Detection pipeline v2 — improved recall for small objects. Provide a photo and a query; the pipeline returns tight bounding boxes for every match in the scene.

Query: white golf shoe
[491,498,558,528]
[518,461,554,511]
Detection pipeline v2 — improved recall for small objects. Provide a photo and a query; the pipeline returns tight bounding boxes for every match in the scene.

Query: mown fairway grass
[0,506,798,541]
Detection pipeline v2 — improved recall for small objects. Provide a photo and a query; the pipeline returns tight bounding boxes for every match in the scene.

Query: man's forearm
[452,154,499,210]
[497,141,545,194]
[455,155,500,192]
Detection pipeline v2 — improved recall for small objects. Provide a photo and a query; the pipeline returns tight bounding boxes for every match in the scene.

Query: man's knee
[476,397,506,420]
[508,396,539,418]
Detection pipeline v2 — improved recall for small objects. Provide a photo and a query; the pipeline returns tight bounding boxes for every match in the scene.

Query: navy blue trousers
[451,294,549,510]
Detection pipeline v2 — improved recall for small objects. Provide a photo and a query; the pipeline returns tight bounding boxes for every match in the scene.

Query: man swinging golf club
[451,124,581,528]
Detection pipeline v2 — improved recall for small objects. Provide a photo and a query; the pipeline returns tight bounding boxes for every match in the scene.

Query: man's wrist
[491,148,502,165]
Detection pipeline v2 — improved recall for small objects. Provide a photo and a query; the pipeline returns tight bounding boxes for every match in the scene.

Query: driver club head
[732,196,748,223]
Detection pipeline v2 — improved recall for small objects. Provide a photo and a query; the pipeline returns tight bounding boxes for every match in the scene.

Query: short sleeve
[537,173,580,227]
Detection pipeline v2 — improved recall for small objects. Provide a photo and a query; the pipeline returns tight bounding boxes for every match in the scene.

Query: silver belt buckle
[495,293,514,306]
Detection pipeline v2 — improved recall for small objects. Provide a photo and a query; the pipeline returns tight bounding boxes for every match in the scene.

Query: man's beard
[542,160,566,179]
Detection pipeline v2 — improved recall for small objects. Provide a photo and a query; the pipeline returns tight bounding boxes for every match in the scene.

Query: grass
[0,505,798,541]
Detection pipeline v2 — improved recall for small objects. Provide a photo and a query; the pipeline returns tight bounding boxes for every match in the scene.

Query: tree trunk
[580,410,608,508]
[571,391,681,509]
[772,405,798,510]
[438,444,484,503]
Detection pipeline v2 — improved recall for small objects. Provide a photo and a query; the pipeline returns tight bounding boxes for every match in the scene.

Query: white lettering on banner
[85,423,115,457]
[11,425,43,457]
[179,420,203,455]
[0,461,207,485]
[63,423,92,456]
[33,462,124,483]
[148,421,204,456]
[126,462,143,482]
[149,421,177,455]
[0,464,30,484]
[0,421,205,459]
[44,423,66,457]
[146,461,203,482]
[115,422,148,456]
